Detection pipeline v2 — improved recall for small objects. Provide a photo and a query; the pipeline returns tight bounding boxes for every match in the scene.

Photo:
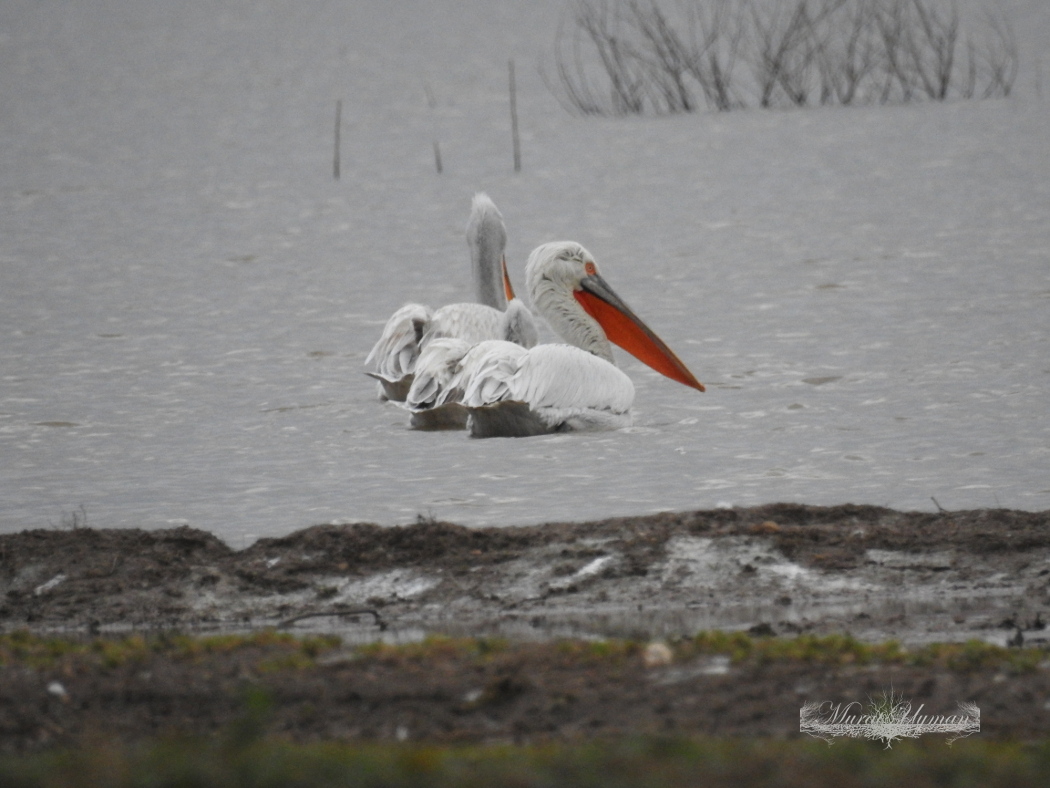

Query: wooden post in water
[333,99,342,180]
[433,140,443,174]
[509,59,521,172]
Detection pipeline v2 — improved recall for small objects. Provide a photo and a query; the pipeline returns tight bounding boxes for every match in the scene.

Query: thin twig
[509,59,522,172]
[333,99,341,180]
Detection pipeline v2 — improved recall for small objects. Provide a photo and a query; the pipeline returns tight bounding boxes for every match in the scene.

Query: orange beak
[501,256,516,302]
[574,273,705,392]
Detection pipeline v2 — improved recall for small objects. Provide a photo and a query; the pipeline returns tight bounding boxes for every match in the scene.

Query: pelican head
[526,241,704,391]
[466,193,508,311]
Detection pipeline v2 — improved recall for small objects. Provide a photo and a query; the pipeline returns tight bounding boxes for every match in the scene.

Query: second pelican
[365,193,537,404]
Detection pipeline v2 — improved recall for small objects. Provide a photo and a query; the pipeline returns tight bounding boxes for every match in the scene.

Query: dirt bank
[3,504,1049,647]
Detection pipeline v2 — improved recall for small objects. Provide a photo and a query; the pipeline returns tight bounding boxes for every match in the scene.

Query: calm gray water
[2,1,1048,546]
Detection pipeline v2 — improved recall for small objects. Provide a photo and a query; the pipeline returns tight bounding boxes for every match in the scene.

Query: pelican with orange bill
[408,240,704,437]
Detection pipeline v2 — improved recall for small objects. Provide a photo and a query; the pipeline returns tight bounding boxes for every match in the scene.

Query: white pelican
[408,241,704,437]
[364,193,537,404]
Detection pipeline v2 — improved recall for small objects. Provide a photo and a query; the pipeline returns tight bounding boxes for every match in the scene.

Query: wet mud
[3,504,1049,646]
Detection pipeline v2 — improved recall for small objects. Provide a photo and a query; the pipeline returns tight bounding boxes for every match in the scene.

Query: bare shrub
[971,7,1019,98]
[546,0,647,115]
[547,0,1019,115]
[747,0,823,107]
[812,0,883,105]
[873,0,960,102]
[682,0,748,110]
[545,0,743,115]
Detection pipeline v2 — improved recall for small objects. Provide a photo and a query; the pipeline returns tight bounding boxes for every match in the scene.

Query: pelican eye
[584,261,597,276]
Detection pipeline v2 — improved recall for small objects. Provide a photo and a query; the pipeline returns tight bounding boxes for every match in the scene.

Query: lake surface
[2,1,1048,547]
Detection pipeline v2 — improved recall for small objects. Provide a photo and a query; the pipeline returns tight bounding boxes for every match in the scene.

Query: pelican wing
[364,303,433,400]
[400,338,471,430]
[406,338,472,412]
[453,342,635,436]
[448,340,529,407]
[423,302,505,346]
[510,344,635,415]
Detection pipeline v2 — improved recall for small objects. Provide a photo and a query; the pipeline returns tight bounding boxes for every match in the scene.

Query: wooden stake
[433,140,443,174]
[333,99,342,180]
[509,59,521,172]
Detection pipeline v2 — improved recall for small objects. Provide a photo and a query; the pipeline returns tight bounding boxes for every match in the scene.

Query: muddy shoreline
[3,504,1050,749]
[3,504,1049,646]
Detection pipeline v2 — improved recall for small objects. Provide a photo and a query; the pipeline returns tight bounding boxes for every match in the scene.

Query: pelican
[364,193,537,403]
[408,241,704,437]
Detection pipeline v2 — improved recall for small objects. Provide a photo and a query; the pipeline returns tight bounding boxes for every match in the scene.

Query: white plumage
[403,337,472,430]
[364,193,537,409]
[442,341,634,437]
[408,241,704,438]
